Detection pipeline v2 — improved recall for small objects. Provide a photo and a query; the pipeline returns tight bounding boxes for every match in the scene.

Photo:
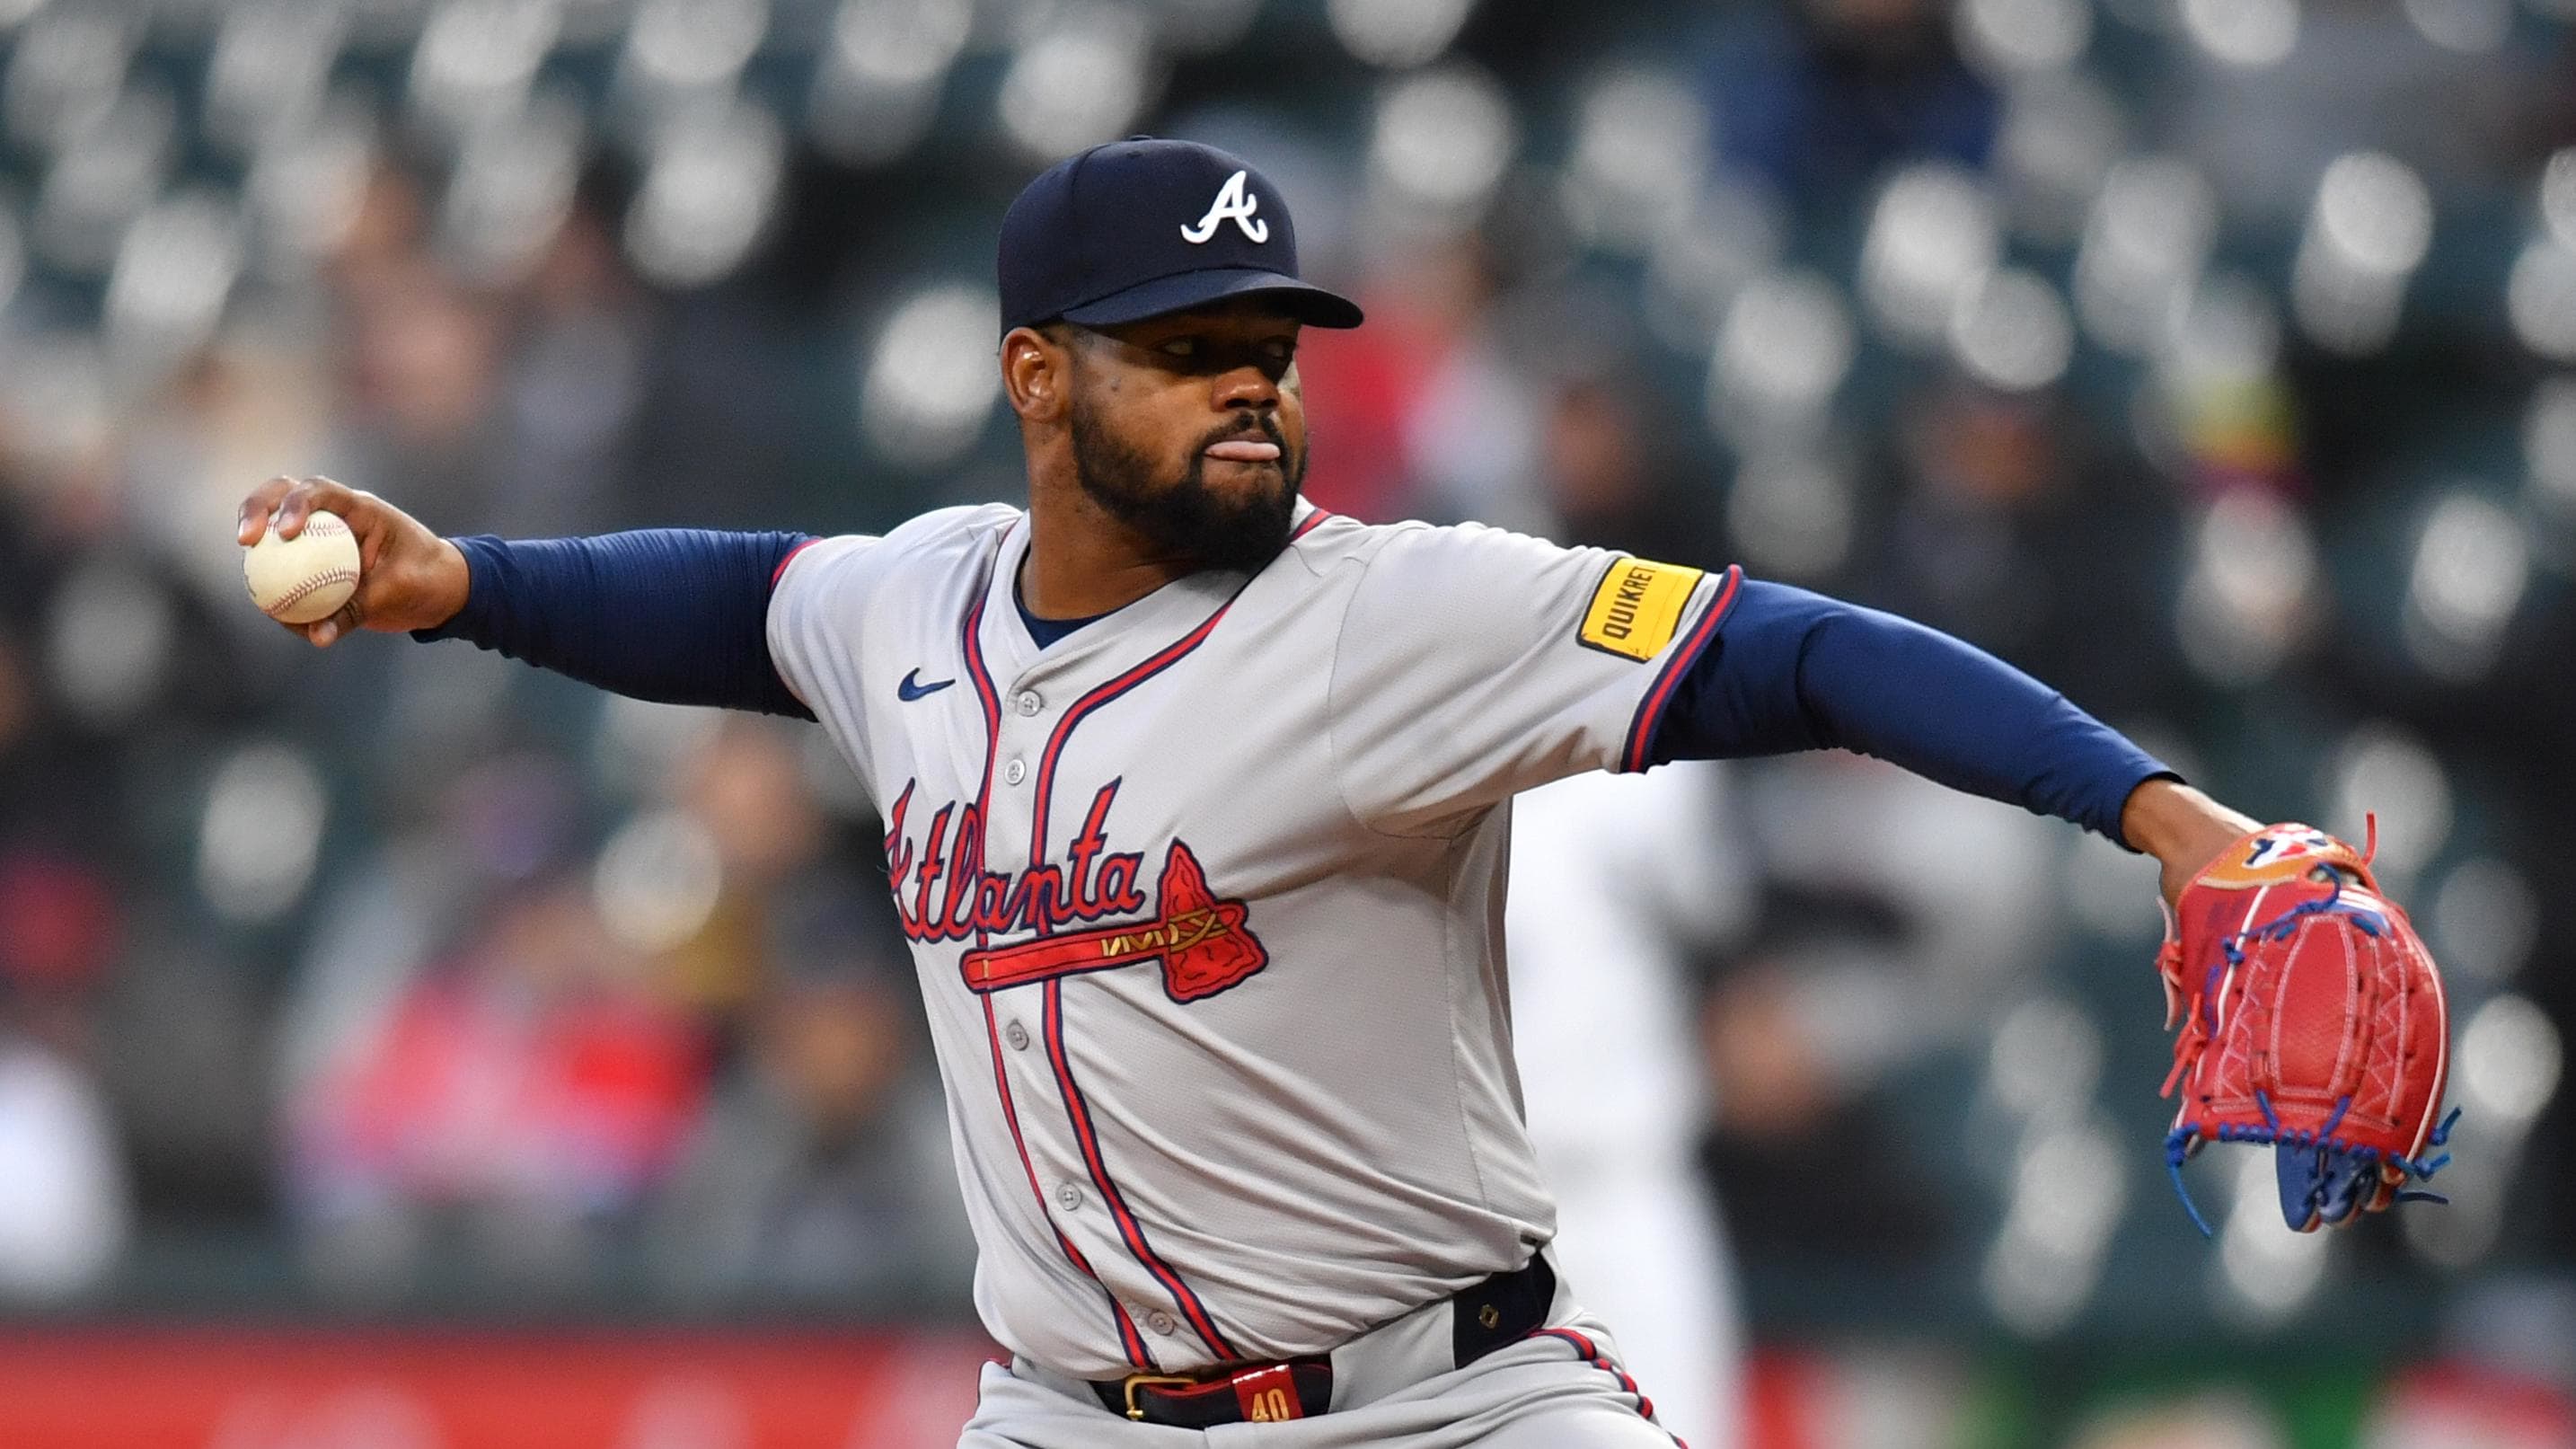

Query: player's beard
[1070,405,1301,573]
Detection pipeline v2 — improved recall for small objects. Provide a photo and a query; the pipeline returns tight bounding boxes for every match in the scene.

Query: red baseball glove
[2157,820,2457,1234]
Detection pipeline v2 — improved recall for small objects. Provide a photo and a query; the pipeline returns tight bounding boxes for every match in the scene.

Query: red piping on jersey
[1042,976,1240,1361]
[960,591,1159,1371]
[1619,564,1743,774]
[983,994,1155,1369]
[1535,1327,1681,1445]
[1025,588,1244,873]
[1290,507,1332,542]
[1018,580,1259,1365]
[770,536,823,588]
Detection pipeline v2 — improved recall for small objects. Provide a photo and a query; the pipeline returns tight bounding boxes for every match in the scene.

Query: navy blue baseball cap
[998,137,1363,335]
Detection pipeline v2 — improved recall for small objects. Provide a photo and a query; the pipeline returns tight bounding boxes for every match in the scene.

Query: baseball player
[235,140,2425,1445]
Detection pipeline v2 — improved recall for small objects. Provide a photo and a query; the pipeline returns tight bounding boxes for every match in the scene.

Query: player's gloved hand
[2156,820,2457,1234]
[234,476,471,647]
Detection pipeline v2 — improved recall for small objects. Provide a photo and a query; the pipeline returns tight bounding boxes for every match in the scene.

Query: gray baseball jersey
[765,499,1740,1381]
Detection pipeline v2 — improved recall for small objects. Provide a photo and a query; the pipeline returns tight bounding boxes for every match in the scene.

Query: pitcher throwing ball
[238,139,2452,1446]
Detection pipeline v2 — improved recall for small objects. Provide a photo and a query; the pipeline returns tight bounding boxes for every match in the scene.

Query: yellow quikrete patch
[1577,557,1705,661]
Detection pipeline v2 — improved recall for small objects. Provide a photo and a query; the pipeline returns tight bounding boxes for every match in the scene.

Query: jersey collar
[980,511,1257,689]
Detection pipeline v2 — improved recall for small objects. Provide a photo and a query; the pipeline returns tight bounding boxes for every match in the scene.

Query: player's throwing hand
[235,475,470,647]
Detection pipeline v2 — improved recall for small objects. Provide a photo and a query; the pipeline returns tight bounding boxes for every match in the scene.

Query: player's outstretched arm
[1651,577,2233,870]
[1653,575,2457,1236]
[234,475,815,720]
[237,475,472,645]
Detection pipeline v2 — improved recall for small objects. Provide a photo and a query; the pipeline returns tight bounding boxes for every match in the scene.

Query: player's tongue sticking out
[1070,404,1298,573]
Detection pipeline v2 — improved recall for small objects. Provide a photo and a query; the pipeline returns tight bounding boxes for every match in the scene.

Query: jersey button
[1146,1311,1178,1336]
[1055,1183,1084,1212]
[1004,759,1027,785]
[1015,692,1041,716]
[1004,1021,1030,1051]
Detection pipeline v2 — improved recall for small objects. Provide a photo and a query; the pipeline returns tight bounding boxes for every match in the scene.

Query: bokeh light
[437,93,585,286]
[2404,0,2515,51]
[2430,857,2539,985]
[2293,151,2430,355]
[102,188,242,377]
[1641,170,1786,352]
[2077,156,2218,357]
[1954,0,2094,76]
[31,84,174,275]
[2175,490,2316,685]
[2403,489,2530,680]
[42,555,172,729]
[2180,0,2301,67]
[1983,1117,2124,1337]
[622,99,785,287]
[2,8,133,154]
[1726,448,1854,579]
[1947,266,2075,392]
[2542,146,2576,252]
[1710,269,1855,444]
[996,8,1157,163]
[1368,65,1517,234]
[2323,723,2454,881]
[2508,235,2576,360]
[245,90,376,280]
[1986,996,2104,1121]
[808,0,973,166]
[2463,995,2563,1126]
[2522,376,2576,519]
[1327,0,1477,69]
[593,808,723,953]
[196,741,330,924]
[859,283,1002,471]
[1860,162,2002,349]
[409,0,560,146]
[202,1,347,160]
[1993,71,2126,244]
[622,0,770,97]
[1559,68,1708,254]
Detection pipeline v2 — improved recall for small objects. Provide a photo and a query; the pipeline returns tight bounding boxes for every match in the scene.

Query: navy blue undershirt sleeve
[1650,579,2175,846]
[411,530,816,720]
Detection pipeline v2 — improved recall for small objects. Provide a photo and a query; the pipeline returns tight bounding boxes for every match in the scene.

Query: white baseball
[243,508,361,625]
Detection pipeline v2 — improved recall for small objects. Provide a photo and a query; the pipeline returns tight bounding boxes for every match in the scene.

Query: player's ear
[1002,325,1071,423]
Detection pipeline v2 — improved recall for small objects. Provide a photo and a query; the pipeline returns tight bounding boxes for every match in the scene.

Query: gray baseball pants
[959,1267,1681,1447]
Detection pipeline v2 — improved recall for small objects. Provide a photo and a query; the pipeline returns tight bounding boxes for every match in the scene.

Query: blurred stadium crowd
[0,0,2572,1431]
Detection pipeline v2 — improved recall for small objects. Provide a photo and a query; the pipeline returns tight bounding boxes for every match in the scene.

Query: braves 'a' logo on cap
[1181,170,1269,245]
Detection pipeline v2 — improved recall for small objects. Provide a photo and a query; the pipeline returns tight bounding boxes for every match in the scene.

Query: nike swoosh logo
[898,668,957,702]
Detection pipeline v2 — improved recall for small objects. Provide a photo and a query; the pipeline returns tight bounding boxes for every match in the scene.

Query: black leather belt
[1093,1359,1334,1427]
[1091,1254,1556,1427]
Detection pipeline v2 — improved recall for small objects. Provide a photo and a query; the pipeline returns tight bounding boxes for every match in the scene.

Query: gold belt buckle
[1119,1373,1199,1422]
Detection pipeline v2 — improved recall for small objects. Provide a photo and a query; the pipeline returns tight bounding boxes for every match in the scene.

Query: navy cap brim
[1057,267,1364,330]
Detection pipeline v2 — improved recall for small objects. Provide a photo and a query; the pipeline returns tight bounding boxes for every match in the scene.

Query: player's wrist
[2121,778,2259,898]
[423,536,472,629]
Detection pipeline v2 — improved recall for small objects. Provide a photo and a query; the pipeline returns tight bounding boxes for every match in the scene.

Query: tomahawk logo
[1181,170,1269,245]
[959,841,1270,1004]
